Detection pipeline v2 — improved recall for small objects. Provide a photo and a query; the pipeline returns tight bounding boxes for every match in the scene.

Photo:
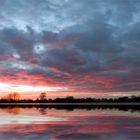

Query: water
[0,107,139,140]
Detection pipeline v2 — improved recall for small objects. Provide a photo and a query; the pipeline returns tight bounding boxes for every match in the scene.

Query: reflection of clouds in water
[0,107,67,124]
[0,124,139,140]
[0,115,139,140]
[0,108,139,139]
[0,115,65,125]
[54,133,98,140]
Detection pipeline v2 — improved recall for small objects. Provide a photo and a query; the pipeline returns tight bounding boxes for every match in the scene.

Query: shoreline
[0,102,139,106]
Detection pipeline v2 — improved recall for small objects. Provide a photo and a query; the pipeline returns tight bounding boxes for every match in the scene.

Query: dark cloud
[0,0,140,96]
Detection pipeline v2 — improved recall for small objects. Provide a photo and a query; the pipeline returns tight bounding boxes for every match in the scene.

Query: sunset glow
[0,0,140,99]
[0,1,139,140]
[0,83,67,93]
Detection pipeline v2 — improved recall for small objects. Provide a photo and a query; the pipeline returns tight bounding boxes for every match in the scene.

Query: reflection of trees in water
[4,107,20,115]
[38,108,47,115]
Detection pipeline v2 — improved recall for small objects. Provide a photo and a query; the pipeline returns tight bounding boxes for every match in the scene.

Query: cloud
[0,0,140,97]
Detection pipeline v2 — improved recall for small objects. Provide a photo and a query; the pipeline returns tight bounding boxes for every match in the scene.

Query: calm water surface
[0,107,139,140]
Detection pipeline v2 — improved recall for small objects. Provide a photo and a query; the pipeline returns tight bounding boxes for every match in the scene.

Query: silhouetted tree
[7,92,20,101]
[0,94,140,104]
[39,92,47,101]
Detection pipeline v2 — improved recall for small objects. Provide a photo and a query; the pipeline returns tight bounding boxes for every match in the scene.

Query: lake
[0,106,139,140]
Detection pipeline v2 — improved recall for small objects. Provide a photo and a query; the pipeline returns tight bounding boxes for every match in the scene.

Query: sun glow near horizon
[0,82,68,94]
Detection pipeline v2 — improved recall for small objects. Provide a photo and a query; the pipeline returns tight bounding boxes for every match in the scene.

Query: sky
[0,0,140,99]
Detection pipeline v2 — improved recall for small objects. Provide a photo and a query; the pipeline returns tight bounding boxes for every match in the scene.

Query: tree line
[0,92,140,103]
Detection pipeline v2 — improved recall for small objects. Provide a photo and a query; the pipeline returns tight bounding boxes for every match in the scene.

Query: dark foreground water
[0,106,139,140]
